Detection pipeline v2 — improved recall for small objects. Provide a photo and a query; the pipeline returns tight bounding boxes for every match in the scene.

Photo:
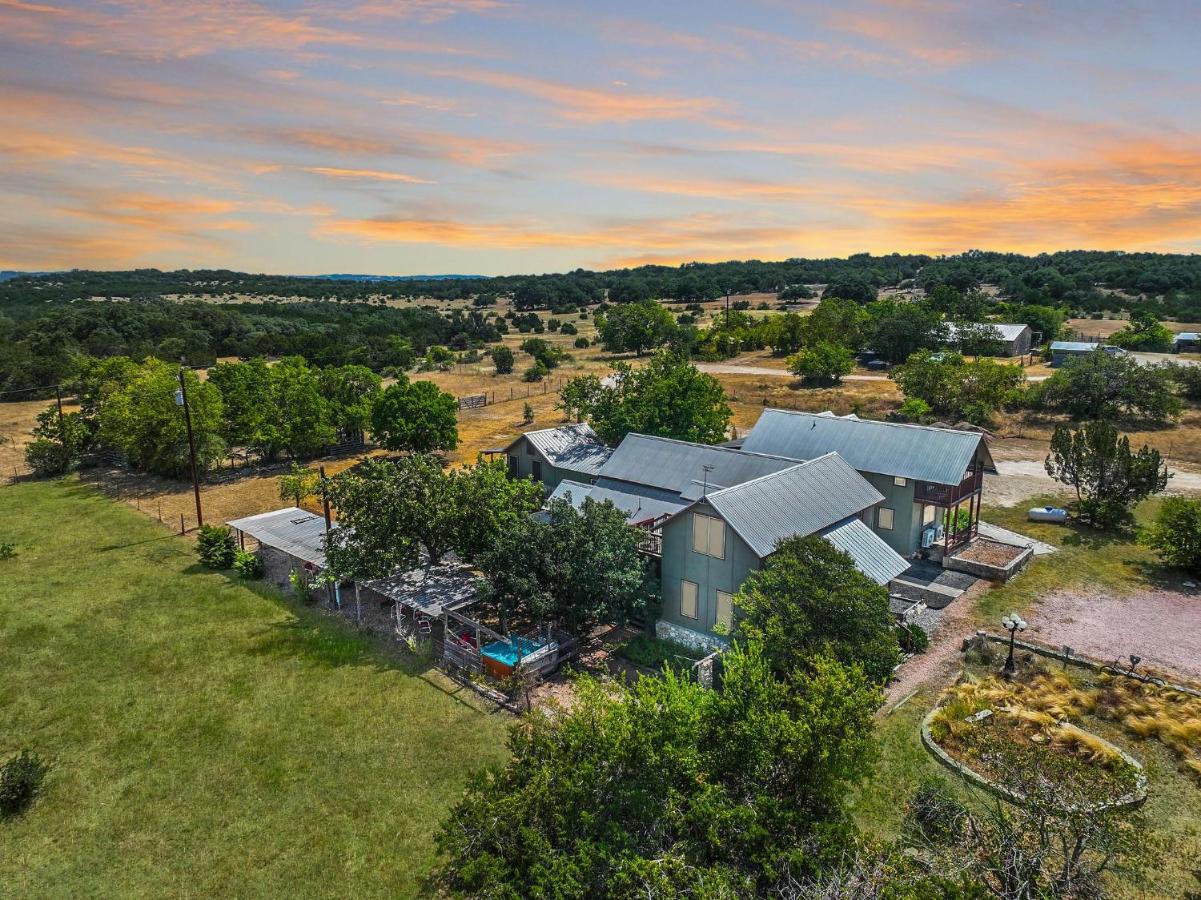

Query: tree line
[25,356,459,478]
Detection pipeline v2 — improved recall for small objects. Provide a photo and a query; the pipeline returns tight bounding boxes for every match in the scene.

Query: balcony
[914,466,984,507]
[634,513,668,557]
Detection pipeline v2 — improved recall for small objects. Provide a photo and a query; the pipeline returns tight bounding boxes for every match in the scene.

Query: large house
[736,410,995,558]
[507,410,997,650]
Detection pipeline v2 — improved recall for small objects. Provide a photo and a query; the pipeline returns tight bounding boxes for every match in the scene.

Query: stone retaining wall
[944,543,1033,582]
[656,619,729,654]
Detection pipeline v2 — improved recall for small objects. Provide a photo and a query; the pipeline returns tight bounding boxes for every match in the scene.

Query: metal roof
[697,453,884,559]
[598,433,798,498]
[547,479,686,524]
[1174,332,1199,342]
[227,506,328,567]
[945,322,1030,342]
[819,517,909,585]
[1049,341,1099,352]
[361,561,480,617]
[740,409,995,485]
[507,423,611,476]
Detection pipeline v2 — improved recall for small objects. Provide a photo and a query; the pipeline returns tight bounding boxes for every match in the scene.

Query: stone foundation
[656,619,729,654]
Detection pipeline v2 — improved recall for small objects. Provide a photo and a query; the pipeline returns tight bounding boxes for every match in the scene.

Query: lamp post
[1001,612,1027,678]
[175,359,203,529]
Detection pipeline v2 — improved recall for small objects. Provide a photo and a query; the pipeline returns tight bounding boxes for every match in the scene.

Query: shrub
[732,299,751,310]
[615,634,701,672]
[1141,497,1201,575]
[897,622,929,654]
[560,322,577,335]
[522,402,534,424]
[289,568,315,602]
[573,336,589,349]
[0,542,15,561]
[0,750,48,818]
[522,361,548,382]
[904,777,966,844]
[233,549,264,579]
[196,525,237,569]
[897,397,932,422]
[787,342,854,386]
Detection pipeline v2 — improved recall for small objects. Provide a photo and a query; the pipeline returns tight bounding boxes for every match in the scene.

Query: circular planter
[920,706,1148,812]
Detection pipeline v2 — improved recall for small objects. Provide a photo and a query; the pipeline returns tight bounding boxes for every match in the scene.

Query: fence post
[180,513,185,534]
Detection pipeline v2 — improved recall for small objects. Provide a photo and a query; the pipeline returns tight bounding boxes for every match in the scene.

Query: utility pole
[175,359,203,529]
[724,290,730,328]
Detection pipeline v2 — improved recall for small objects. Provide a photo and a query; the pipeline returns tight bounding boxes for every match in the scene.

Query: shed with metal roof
[494,423,612,492]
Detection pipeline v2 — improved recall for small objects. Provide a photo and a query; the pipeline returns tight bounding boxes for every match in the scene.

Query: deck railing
[914,467,984,506]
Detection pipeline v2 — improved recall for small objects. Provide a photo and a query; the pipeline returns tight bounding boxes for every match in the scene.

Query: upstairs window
[692,513,725,559]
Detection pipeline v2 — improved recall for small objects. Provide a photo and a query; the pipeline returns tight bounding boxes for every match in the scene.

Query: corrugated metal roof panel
[598,433,798,497]
[740,409,993,485]
[361,562,480,617]
[945,322,1030,343]
[227,506,328,567]
[1050,341,1099,352]
[1175,332,1199,341]
[819,517,909,585]
[519,423,611,476]
[550,478,685,523]
[702,453,884,558]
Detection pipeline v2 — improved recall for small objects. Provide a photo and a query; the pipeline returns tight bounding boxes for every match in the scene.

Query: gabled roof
[227,506,328,567]
[597,432,798,498]
[819,517,909,585]
[740,409,995,485]
[697,452,884,559]
[945,322,1031,342]
[506,423,612,476]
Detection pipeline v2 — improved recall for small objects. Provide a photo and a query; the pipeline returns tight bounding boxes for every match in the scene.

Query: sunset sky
[3,0,1201,275]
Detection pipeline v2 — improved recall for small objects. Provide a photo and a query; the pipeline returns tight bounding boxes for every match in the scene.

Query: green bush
[197,525,237,569]
[897,622,929,654]
[1141,497,1201,576]
[522,361,548,382]
[0,542,15,561]
[904,777,966,845]
[897,397,931,422]
[573,336,589,349]
[560,322,578,335]
[614,635,702,672]
[0,750,48,819]
[233,549,264,579]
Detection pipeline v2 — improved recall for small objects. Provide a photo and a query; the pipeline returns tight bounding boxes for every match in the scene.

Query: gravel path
[1025,588,1201,683]
[696,362,1050,382]
[885,580,991,705]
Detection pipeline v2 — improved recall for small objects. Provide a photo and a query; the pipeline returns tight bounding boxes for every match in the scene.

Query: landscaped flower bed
[923,671,1147,810]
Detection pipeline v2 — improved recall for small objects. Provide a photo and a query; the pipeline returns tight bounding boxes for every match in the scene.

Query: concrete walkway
[977,521,1056,556]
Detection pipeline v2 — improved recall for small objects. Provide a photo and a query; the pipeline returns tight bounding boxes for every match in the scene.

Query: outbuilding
[1173,332,1200,353]
[227,506,333,598]
[945,322,1034,356]
[490,422,612,493]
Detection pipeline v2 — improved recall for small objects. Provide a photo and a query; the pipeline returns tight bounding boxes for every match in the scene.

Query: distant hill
[0,271,35,282]
[309,274,487,282]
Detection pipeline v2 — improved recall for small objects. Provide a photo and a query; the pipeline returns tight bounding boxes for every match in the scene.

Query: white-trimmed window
[894,476,907,487]
[878,507,896,531]
[680,580,699,619]
[715,590,734,630]
[922,504,937,525]
[692,513,726,559]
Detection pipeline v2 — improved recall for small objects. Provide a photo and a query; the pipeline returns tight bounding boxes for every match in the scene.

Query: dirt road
[696,363,1050,382]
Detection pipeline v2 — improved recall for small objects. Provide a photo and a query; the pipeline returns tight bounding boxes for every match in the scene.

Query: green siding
[505,436,587,494]
[658,499,760,641]
[863,472,923,556]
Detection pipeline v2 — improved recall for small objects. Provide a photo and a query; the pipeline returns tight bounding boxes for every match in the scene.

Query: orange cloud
[433,67,733,125]
[302,166,435,184]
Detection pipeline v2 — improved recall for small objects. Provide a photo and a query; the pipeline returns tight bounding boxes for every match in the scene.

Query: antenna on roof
[702,464,715,498]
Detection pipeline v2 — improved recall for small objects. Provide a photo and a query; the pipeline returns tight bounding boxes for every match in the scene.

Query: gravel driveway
[1025,588,1201,683]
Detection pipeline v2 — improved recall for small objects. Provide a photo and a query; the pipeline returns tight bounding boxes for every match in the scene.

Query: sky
[2,0,1201,276]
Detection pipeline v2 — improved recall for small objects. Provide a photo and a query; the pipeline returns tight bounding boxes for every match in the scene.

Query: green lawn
[0,479,509,898]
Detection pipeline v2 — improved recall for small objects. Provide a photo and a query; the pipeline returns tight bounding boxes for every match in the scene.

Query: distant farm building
[227,506,334,600]
[1173,332,1199,353]
[945,322,1034,356]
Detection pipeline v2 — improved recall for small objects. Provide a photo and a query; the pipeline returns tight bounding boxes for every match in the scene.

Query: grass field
[0,479,509,898]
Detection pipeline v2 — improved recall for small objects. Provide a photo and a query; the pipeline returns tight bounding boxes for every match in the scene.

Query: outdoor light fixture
[1001,612,1027,678]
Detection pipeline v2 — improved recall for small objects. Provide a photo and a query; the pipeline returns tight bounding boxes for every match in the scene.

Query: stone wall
[656,619,729,654]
